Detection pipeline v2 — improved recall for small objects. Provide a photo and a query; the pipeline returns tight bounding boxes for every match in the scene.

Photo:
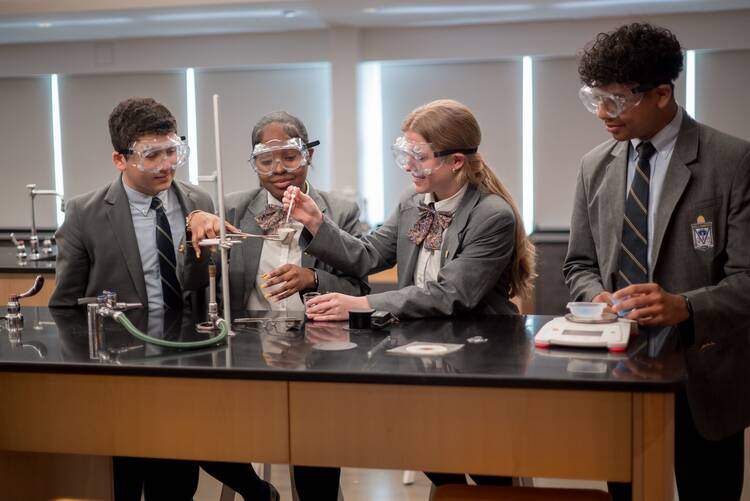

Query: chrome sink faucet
[26,184,64,260]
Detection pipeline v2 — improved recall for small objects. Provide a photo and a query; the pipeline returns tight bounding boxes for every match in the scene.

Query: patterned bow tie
[408,202,453,251]
[255,204,286,234]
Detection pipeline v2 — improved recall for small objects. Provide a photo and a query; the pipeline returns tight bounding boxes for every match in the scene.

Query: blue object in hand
[612,295,632,317]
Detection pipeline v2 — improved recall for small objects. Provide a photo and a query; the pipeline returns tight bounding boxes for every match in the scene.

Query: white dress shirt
[122,182,185,312]
[627,107,683,278]
[247,190,305,312]
[413,183,468,289]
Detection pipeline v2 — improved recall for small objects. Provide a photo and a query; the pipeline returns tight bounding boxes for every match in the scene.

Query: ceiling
[0,0,749,45]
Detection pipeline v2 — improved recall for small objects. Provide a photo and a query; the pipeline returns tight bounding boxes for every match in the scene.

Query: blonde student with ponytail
[283,98,535,321]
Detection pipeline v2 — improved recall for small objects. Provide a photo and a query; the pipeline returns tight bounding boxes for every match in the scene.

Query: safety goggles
[578,83,657,118]
[121,134,189,173]
[249,138,320,177]
[391,136,478,178]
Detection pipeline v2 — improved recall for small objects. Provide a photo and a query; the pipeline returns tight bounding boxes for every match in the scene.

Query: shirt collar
[123,181,169,216]
[266,180,310,206]
[424,182,468,212]
[630,106,683,158]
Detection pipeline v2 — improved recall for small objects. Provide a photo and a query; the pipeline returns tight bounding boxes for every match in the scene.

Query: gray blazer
[300,184,519,318]
[564,110,750,440]
[224,186,370,313]
[50,176,214,307]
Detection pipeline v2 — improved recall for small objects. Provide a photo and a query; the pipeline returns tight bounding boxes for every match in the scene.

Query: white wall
[59,71,188,200]
[532,55,688,229]
[2,9,750,229]
[696,49,750,142]
[533,57,609,229]
[193,65,332,197]
[380,60,522,219]
[0,76,55,229]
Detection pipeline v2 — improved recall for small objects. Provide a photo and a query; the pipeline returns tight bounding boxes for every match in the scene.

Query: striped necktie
[617,141,657,289]
[150,197,183,310]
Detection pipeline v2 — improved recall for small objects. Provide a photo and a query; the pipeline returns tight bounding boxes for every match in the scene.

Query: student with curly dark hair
[565,23,750,501]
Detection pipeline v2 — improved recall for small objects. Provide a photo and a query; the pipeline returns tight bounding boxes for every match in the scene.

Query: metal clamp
[80,291,142,360]
[10,233,28,261]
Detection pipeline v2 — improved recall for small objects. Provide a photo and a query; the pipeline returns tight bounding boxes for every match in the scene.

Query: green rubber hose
[114,312,229,349]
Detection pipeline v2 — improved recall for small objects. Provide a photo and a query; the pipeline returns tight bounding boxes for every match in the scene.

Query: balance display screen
[562,330,603,337]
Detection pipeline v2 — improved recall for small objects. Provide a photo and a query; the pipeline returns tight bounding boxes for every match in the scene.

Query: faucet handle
[17,275,45,299]
[10,233,23,247]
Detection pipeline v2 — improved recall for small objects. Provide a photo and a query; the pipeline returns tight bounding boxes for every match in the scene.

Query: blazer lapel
[598,141,628,290]
[236,191,268,307]
[104,176,148,306]
[173,180,197,213]
[398,195,421,288]
[651,112,696,270]
[441,185,480,267]
[304,186,328,268]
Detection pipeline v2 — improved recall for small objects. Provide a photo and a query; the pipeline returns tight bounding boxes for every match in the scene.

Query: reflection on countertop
[0,307,686,392]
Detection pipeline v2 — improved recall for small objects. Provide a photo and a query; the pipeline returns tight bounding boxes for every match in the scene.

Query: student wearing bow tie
[283,98,535,488]
[283,99,535,323]
[189,111,368,501]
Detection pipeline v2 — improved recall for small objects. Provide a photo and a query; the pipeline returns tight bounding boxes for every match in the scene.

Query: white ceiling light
[363,4,533,15]
[147,9,293,22]
[556,0,687,8]
[0,17,131,29]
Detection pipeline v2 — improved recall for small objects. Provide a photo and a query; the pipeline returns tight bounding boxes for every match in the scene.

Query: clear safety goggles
[578,83,656,118]
[121,134,189,173]
[391,136,478,178]
[249,138,320,177]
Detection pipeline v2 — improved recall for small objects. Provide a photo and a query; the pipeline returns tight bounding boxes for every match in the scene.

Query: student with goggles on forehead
[280,99,536,487]
[188,111,369,501]
[49,97,215,500]
[565,23,750,501]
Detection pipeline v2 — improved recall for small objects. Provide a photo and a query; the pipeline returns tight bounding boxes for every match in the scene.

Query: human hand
[591,291,615,314]
[304,293,371,322]
[262,264,316,301]
[612,283,690,326]
[282,186,323,234]
[186,211,239,257]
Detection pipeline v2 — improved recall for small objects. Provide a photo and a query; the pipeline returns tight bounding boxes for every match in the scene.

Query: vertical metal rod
[212,94,233,335]
[28,186,37,241]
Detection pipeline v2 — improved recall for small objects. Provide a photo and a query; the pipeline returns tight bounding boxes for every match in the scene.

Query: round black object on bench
[349,309,375,330]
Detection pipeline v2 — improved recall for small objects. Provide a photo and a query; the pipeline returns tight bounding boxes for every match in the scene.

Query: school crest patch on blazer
[691,216,714,251]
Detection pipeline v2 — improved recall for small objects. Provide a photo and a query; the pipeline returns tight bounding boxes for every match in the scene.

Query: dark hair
[251,111,309,148]
[108,97,177,153]
[578,23,683,88]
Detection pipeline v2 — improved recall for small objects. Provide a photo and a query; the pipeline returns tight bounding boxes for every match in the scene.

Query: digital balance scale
[534,312,635,352]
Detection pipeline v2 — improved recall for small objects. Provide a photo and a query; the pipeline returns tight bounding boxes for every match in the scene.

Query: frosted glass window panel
[534,55,687,229]
[59,72,188,201]
[695,50,750,142]
[0,77,55,229]
[194,65,332,199]
[533,57,609,230]
[380,60,522,221]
